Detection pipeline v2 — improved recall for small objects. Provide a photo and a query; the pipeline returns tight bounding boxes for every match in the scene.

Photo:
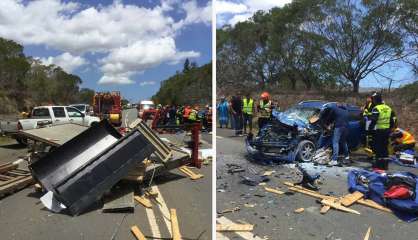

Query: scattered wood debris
[264,187,284,195]
[218,207,240,214]
[134,195,152,208]
[321,199,361,215]
[340,191,364,207]
[294,208,305,213]
[216,223,254,232]
[179,166,204,180]
[0,161,34,198]
[263,170,275,176]
[130,225,146,240]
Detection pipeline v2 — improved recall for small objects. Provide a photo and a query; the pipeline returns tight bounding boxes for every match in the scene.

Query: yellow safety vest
[259,100,271,118]
[374,104,392,129]
[243,98,254,115]
[188,110,197,121]
[363,102,373,116]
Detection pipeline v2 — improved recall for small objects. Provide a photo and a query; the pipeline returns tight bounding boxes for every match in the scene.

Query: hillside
[0,37,94,115]
[152,62,212,106]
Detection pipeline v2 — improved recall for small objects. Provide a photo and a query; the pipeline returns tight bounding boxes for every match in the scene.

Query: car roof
[297,100,360,111]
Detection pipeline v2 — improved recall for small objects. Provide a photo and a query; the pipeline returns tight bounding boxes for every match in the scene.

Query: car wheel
[296,140,315,162]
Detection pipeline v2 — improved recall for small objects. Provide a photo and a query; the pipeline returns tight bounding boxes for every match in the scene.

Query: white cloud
[0,0,209,85]
[40,52,87,72]
[139,81,157,86]
[216,0,292,26]
[98,37,200,85]
[216,1,248,14]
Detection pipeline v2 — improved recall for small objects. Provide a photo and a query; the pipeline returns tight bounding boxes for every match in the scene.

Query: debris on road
[240,175,269,186]
[130,225,146,240]
[102,186,135,213]
[179,166,204,180]
[216,223,254,232]
[218,206,240,215]
[134,195,152,208]
[0,160,34,198]
[264,186,284,195]
[294,208,305,213]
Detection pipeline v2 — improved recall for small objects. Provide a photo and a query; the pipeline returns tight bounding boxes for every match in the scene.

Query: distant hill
[152,62,212,106]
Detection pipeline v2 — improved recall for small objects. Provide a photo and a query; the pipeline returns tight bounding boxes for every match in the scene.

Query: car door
[52,107,69,125]
[66,107,85,125]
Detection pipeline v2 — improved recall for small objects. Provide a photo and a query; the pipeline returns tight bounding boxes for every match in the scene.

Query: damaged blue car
[246,100,364,163]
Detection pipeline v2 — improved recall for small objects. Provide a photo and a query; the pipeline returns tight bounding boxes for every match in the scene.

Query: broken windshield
[282,107,320,124]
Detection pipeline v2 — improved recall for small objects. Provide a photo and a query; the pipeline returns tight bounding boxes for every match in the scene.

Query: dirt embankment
[218,89,418,138]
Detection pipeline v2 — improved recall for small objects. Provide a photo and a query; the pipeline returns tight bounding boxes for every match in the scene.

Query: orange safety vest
[397,128,416,145]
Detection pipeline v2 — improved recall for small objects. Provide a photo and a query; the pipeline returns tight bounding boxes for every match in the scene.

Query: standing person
[242,93,254,135]
[183,105,192,123]
[188,105,199,123]
[217,97,229,128]
[230,93,243,136]
[318,105,350,166]
[257,92,272,131]
[362,94,375,149]
[369,92,397,170]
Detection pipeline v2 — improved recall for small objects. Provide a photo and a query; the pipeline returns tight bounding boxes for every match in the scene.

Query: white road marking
[145,206,161,238]
[151,185,172,235]
[216,232,232,240]
[216,216,263,240]
[216,136,224,139]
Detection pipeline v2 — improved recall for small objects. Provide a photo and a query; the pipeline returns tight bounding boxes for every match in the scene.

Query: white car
[69,104,92,115]
[18,106,100,131]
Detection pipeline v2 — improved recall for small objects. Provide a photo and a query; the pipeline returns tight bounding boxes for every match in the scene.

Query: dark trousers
[233,113,243,135]
[243,113,253,133]
[258,117,269,131]
[372,129,390,170]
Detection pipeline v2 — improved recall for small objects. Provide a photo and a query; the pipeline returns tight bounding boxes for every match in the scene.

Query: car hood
[272,109,309,130]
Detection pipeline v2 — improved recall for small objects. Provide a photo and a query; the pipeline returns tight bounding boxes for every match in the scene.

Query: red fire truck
[92,91,122,126]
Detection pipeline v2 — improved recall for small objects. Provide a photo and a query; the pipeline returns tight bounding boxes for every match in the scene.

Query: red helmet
[260,92,270,100]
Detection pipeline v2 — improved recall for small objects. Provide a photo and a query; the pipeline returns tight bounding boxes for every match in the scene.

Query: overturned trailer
[30,120,156,215]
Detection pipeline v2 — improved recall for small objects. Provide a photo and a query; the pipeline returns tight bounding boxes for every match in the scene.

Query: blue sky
[0,0,212,102]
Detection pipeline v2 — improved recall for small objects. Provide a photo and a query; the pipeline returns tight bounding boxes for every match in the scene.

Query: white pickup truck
[18,106,100,131]
[14,106,100,145]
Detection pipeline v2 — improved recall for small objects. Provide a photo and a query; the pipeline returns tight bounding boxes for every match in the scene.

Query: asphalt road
[0,109,212,240]
[216,127,418,240]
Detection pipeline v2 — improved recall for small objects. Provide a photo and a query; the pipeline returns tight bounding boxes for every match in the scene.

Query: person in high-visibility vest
[362,94,375,148]
[390,128,416,152]
[242,93,254,135]
[183,105,192,123]
[188,106,199,122]
[257,92,272,131]
[369,92,397,170]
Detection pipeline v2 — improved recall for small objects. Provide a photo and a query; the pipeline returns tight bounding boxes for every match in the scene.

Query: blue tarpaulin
[348,169,418,222]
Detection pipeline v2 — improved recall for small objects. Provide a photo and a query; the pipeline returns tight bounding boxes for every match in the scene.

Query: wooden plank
[320,205,331,214]
[321,199,361,215]
[364,227,372,240]
[170,208,181,240]
[0,176,34,197]
[264,187,284,195]
[179,166,203,180]
[357,199,392,213]
[340,191,364,207]
[294,208,305,213]
[216,223,254,232]
[0,163,18,174]
[0,175,26,187]
[134,196,152,208]
[0,174,14,180]
[130,225,146,240]
[288,186,337,200]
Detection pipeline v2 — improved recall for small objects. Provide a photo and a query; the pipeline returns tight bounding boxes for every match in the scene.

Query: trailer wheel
[296,140,315,162]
